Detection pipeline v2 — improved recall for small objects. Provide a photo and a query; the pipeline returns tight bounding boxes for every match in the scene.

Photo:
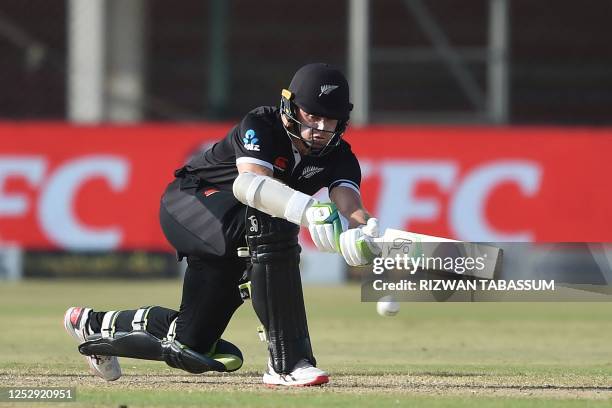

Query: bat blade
[372,228,502,279]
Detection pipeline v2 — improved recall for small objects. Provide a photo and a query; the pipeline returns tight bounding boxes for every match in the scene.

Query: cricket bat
[371,229,502,279]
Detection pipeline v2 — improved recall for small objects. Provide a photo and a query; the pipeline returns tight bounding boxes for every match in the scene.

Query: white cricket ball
[376,295,400,317]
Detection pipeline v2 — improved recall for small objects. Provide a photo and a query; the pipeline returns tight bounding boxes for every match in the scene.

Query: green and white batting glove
[339,218,382,266]
[305,202,349,253]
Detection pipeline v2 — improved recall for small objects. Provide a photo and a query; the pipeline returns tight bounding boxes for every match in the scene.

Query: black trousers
[89,177,248,355]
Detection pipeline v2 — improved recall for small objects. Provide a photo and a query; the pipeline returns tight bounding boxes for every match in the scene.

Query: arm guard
[232,172,317,226]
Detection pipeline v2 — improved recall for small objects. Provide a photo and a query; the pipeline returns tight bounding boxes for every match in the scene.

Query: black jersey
[176,106,361,197]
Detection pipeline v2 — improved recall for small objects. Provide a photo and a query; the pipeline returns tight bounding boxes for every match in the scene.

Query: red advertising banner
[350,126,612,243]
[0,123,611,250]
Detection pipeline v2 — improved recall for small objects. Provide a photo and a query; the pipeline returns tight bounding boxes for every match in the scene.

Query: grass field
[1,279,611,407]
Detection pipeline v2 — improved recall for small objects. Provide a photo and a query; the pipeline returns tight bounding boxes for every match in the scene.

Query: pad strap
[101,311,118,339]
[131,307,153,331]
[166,317,178,342]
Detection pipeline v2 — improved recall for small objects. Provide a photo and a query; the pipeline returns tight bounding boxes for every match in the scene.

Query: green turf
[1,280,611,407]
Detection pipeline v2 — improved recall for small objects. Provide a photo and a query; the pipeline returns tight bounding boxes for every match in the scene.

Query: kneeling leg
[80,256,245,373]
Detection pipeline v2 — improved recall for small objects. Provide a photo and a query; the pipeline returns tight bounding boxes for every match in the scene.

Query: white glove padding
[339,218,382,266]
[305,203,349,253]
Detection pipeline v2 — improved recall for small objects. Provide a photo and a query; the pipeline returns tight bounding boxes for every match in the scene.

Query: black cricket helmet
[280,63,353,157]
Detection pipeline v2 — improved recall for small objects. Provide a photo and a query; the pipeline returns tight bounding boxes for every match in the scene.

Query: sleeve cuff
[329,179,360,195]
[236,156,274,171]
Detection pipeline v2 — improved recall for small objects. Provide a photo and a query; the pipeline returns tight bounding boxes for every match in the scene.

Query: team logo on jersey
[273,156,289,172]
[299,165,324,179]
[319,84,339,97]
[243,129,260,151]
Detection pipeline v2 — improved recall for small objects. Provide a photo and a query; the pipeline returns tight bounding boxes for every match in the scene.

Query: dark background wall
[0,0,610,124]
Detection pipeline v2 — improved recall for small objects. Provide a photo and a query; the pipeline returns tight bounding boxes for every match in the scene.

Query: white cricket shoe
[63,307,122,381]
[263,359,329,386]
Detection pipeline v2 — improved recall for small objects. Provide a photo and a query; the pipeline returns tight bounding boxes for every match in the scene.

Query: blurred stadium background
[2,0,612,123]
[1,0,611,283]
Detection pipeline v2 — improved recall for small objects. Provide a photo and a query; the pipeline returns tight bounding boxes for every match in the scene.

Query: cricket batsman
[63,63,379,386]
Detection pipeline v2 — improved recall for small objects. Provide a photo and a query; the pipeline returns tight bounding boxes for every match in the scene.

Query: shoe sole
[63,307,121,381]
[264,375,329,387]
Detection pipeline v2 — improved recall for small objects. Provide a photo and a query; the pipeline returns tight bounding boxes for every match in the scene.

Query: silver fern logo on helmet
[319,84,339,97]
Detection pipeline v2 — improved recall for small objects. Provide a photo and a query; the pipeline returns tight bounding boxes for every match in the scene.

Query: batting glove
[305,202,348,253]
[339,218,382,266]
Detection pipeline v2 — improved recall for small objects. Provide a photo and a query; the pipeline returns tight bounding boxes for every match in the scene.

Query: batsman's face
[296,108,338,149]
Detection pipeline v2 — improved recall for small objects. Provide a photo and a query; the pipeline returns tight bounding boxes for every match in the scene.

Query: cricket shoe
[263,359,329,386]
[63,307,122,381]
